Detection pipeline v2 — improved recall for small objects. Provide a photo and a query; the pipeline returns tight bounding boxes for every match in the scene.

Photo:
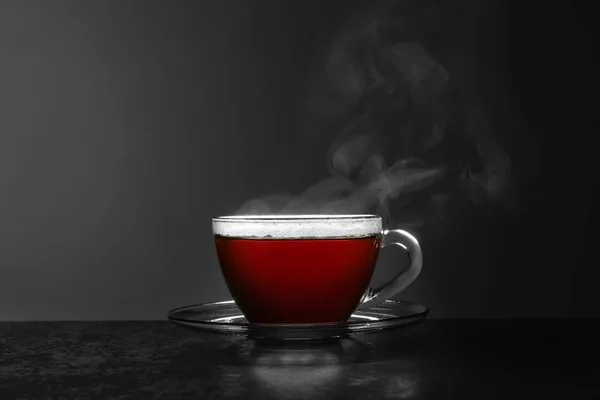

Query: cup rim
[213,214,381,222]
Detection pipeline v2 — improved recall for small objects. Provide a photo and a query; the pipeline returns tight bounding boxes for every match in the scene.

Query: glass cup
[213,214,422,324]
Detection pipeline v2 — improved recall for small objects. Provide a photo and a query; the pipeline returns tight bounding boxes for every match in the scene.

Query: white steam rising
[237,4,510,227]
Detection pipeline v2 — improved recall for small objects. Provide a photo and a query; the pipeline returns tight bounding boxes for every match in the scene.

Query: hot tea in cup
[213,215,422,324]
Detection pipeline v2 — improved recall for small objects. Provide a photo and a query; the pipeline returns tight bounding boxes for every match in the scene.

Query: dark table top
[1,319,598,399]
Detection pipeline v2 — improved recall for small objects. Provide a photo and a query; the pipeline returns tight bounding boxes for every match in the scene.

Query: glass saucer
[167,300,428,342]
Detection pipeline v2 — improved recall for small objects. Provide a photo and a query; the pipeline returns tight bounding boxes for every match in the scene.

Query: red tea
[215,235,381,324]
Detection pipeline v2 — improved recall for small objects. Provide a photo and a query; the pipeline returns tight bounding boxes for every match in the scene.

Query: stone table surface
[1,319,599,399]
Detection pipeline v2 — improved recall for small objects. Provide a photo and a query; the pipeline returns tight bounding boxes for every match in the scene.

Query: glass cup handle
[357,229,423,310]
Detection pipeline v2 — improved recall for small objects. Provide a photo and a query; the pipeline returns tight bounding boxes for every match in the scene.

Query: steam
[237,5,511,227]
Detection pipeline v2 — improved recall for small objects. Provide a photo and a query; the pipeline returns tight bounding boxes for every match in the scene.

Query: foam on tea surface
[213,215,381,239]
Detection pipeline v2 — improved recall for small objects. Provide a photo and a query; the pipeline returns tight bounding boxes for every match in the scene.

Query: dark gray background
[0,0,596,320]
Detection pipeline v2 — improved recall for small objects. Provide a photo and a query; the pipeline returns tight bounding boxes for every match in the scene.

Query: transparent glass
[167,299,428,341]
[212,214,423,324]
